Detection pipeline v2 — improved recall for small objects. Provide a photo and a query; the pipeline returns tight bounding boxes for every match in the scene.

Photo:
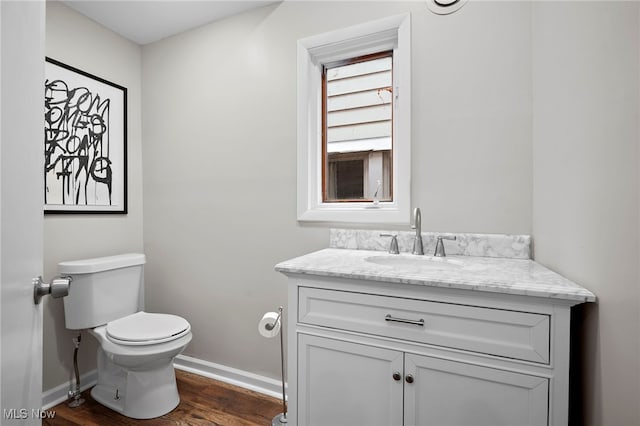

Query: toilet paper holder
[259,306,287,425]
[265,308,282,331]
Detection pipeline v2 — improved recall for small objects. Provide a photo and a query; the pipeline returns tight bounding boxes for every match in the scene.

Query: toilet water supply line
[67,331,85,407]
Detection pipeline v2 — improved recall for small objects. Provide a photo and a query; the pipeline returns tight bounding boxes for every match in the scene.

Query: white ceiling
[61,1,281,45]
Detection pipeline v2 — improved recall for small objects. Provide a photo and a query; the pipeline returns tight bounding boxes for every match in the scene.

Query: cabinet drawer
[298,287,550,364]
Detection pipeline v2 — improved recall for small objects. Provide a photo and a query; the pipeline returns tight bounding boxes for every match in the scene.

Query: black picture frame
[44,57,128,214]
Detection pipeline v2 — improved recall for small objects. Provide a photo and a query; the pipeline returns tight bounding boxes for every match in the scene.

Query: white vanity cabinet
[291,280,554,426]
[298,333,549,426]
[298,333,403,425]
[403,352,548,426]
[276,249,595,426]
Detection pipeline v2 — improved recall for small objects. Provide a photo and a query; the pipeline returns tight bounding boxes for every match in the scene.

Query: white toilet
[59,253,192,419]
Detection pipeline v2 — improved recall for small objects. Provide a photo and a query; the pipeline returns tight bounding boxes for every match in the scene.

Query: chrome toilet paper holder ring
[265,306,283,331]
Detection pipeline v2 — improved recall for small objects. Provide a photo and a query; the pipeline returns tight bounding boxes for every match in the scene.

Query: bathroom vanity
[276,236,595,426]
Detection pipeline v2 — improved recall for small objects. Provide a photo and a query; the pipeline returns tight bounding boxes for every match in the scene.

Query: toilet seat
[106,311,190,346]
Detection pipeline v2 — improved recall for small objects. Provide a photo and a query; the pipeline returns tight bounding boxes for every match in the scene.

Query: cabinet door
[298,334,403,426]
[404,354,548,426]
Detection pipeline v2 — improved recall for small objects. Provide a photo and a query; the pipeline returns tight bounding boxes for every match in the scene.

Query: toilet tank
[59,253,146,330]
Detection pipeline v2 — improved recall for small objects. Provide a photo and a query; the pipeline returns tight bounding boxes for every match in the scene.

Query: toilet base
[92,348,180,419]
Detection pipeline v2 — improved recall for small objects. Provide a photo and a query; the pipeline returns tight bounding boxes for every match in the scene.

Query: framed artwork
[44,57,127,213]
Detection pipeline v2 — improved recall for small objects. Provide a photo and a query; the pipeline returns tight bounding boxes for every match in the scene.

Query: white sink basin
[364,255,464,269]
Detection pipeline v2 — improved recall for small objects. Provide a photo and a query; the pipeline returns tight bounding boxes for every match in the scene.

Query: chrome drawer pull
[385,314,425,326]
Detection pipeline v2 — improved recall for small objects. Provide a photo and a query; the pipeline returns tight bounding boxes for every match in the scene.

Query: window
[297,14,411,224]
[323,52,393,203]
[330,156,365,199]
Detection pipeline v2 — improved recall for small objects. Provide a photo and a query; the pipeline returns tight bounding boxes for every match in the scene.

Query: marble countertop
[275,248,596,303]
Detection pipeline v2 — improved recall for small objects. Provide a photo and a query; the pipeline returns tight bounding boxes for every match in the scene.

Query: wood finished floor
[44,370,282,426]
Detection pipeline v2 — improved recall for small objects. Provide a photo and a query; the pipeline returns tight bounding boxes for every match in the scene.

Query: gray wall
[42,1,640,424]
[141,0,532,380]
[43,1,144,391]
[532,3,640,425]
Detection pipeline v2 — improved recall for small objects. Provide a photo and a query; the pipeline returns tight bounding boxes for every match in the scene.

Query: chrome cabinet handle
[385,314,425,326]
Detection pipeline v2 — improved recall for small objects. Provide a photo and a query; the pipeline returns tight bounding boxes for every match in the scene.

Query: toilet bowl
[59,254,192,419]
[89,312,192,419]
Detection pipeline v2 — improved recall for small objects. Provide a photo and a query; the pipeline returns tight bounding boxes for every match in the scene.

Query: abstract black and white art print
[44,58,127,213]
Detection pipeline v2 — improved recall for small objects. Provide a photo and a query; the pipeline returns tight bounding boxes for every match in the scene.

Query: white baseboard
[41,369,97,410]
[174,355,287,400]
[41,355,286,410]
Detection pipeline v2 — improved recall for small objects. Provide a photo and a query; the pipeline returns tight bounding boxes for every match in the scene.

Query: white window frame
[297,14,411,224]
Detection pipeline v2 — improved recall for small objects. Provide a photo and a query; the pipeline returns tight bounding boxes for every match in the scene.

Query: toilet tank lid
[59,253,146,274]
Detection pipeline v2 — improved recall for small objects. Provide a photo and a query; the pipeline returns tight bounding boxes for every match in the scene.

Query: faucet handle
[434,235,457,257]
[380,234,400,254]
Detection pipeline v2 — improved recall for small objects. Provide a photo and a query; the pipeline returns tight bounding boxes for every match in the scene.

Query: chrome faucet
[434,235,457,257]
[411,208,424,255]
[380,234,399,254]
